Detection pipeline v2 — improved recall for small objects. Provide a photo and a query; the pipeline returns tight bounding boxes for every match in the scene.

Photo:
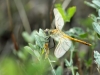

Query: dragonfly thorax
[50,29,63,42]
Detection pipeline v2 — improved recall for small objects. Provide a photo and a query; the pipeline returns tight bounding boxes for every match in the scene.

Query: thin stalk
[70,46,75,75]
[14,0,31,34]
[48,58,56,75]
[6,0,19,50]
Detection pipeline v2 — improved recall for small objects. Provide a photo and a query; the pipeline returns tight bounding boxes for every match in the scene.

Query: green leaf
[92,1,100,8]
[29,43,40,50]
[76,72,79,75]
[33,50,41,60]
[85,58,92,68]
[92,22,100,35]
[22,32,33,43]
[33,30,46,48]
[94,51,100,69]
[98,9,100,17]
[31,30,36,39]
[84,1,99,10]
[34,34,43,48]
[17,51,26,60]
[89,14,97,22]
[79,33,88,38]
[79,18,93,29]
[55,4,76,22]
[73,66,78,70]
[26,59,48,75]
[94,51,100,59]
[65,27,85,38]
[55,66,63,75]
[72,27,85,35]
[65,59,71,67]
[39,29,47,38]
[24,46,40,60]
[97,17,100,24]
[24,46,33,55]
[55,4,66,22]
[66,6,76,22]
[97,33,100,38]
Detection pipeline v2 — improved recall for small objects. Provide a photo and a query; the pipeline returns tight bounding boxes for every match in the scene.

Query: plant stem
[48,58,56,75]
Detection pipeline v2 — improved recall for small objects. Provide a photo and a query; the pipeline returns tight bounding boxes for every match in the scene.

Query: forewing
[53,8,64,30]
[54,38,72,58]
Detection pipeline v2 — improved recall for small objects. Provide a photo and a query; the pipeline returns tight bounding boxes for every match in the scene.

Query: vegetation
[0,0,100,75]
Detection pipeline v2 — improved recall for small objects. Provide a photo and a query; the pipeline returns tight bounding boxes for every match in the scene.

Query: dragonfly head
[44,29,50,35]
[44,29,60,41]
[44,29,56,35]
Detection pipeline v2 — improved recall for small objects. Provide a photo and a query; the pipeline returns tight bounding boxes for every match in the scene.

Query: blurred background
[0,0,94,55]
[0,0,99,75]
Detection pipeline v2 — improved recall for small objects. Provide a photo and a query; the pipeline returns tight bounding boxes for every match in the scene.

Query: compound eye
[44,29,49,35]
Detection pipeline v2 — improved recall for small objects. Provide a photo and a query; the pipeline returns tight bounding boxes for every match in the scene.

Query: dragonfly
[47,8,91,58]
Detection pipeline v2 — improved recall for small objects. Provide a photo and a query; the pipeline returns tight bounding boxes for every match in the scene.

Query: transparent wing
[53,8,64,30]
[54,38,72,58]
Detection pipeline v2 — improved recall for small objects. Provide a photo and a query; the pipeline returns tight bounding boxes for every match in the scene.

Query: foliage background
[0,0,100,75]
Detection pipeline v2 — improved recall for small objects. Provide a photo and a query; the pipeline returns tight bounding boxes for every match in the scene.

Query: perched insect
[47,8,91,58]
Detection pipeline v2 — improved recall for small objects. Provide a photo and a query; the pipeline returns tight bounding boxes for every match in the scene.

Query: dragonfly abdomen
[63,33,91,46]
